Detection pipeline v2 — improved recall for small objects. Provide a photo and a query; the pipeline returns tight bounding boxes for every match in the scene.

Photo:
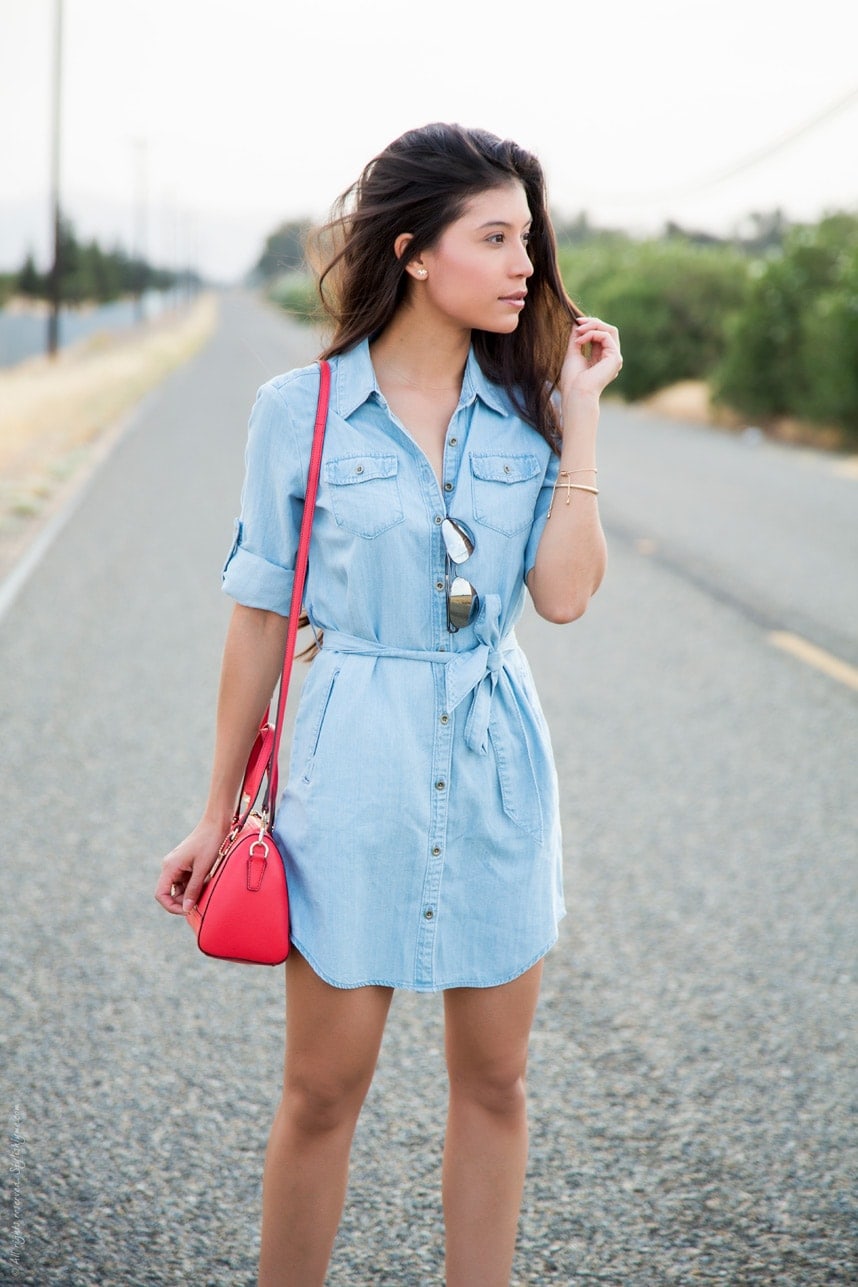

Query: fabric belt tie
[321,595,516,754]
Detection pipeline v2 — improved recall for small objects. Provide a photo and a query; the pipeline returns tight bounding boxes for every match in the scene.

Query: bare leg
[442,961,544,1287]
[258,950,393,1287]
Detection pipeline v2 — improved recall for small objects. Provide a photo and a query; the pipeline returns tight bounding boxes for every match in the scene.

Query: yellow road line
[768,631,858,692]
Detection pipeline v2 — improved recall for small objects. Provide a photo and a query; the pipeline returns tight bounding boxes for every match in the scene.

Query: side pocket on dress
[302,667,341,783]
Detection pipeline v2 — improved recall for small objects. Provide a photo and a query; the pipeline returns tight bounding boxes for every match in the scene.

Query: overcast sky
[2,0,856,282]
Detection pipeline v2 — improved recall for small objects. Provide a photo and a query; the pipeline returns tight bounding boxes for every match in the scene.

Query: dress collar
[334,336,508,419]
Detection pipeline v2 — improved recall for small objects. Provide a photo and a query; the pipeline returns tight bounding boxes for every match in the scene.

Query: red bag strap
[258,359,330,824]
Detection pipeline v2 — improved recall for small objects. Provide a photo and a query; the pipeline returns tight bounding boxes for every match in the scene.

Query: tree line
[257,209,858,445]
[0,217,191,309]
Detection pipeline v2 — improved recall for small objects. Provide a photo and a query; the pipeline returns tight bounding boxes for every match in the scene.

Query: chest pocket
[469,454,542,536]
[324,454,404,539]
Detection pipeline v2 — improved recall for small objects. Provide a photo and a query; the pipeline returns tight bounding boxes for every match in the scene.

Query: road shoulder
[0,293,218,586]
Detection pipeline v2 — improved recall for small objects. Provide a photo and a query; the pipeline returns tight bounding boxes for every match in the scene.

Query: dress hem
[289,926,564,993]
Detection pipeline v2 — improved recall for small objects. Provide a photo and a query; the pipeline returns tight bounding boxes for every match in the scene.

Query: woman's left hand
[560,315,623,399]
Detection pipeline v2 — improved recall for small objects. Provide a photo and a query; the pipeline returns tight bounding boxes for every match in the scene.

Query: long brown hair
[307,123,582,450]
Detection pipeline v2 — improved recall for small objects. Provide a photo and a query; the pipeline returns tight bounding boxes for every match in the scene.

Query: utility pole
[47,0,64,356]
[132,138,148,324]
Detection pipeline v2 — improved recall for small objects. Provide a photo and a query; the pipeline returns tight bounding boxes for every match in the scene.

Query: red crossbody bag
[186,360,330,964]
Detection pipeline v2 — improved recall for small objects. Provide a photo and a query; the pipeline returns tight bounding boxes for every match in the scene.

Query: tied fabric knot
[445,596,512,754]
[320,596,516,756]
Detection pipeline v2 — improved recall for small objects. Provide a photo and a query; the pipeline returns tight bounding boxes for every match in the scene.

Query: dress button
[432,846,441,856]
[443,481,453,492]
[503,464,511,473]
[434,515,443,524]
[449,437,458,446]
[440,713,449,725]
[435,580,444,591]
[435,780,446,791]
[424,908,434,920]
[355,464,364,474]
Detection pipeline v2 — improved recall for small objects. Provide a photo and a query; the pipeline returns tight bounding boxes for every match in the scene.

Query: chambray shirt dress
[222,338,565,991]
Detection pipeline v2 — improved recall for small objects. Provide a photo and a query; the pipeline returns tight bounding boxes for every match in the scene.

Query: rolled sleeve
[221,380,305,615]
[523,451,560,580]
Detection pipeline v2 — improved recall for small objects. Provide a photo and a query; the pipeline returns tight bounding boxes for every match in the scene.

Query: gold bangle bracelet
[547,475,600,515]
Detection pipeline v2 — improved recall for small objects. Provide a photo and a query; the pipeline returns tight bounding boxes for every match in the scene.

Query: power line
[691,83,858,190]
[578,83,858,207]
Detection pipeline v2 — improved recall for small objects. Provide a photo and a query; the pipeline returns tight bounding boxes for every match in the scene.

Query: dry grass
[638,380,744,430]
[0,293,218,577]
[638,378,850,452]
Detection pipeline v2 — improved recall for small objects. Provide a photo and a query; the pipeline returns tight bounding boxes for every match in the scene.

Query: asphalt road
[1,292,855,1286]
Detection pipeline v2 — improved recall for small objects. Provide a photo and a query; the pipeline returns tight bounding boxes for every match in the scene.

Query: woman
[156,122,621,1286]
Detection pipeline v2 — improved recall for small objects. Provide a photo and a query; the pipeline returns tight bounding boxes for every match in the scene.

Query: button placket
[415,665,455,987]
[441,413,462,502]
[434,522,447,635]
[436,412,466,636]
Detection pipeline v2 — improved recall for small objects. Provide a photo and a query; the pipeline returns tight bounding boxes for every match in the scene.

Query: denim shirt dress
[222,338,565,991]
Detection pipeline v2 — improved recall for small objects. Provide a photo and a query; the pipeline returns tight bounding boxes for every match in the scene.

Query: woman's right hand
[154,604,288,918]
[154,816,231,916]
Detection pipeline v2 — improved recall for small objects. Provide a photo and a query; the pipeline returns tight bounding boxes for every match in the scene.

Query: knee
[282,1066,369,1135]
[449,1063,527,1119]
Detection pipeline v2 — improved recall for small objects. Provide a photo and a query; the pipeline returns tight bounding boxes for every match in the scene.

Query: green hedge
[558,238,750,402]
[714,215,858,436]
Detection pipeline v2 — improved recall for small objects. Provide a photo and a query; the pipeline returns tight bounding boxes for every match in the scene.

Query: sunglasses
[441,517,480,632]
